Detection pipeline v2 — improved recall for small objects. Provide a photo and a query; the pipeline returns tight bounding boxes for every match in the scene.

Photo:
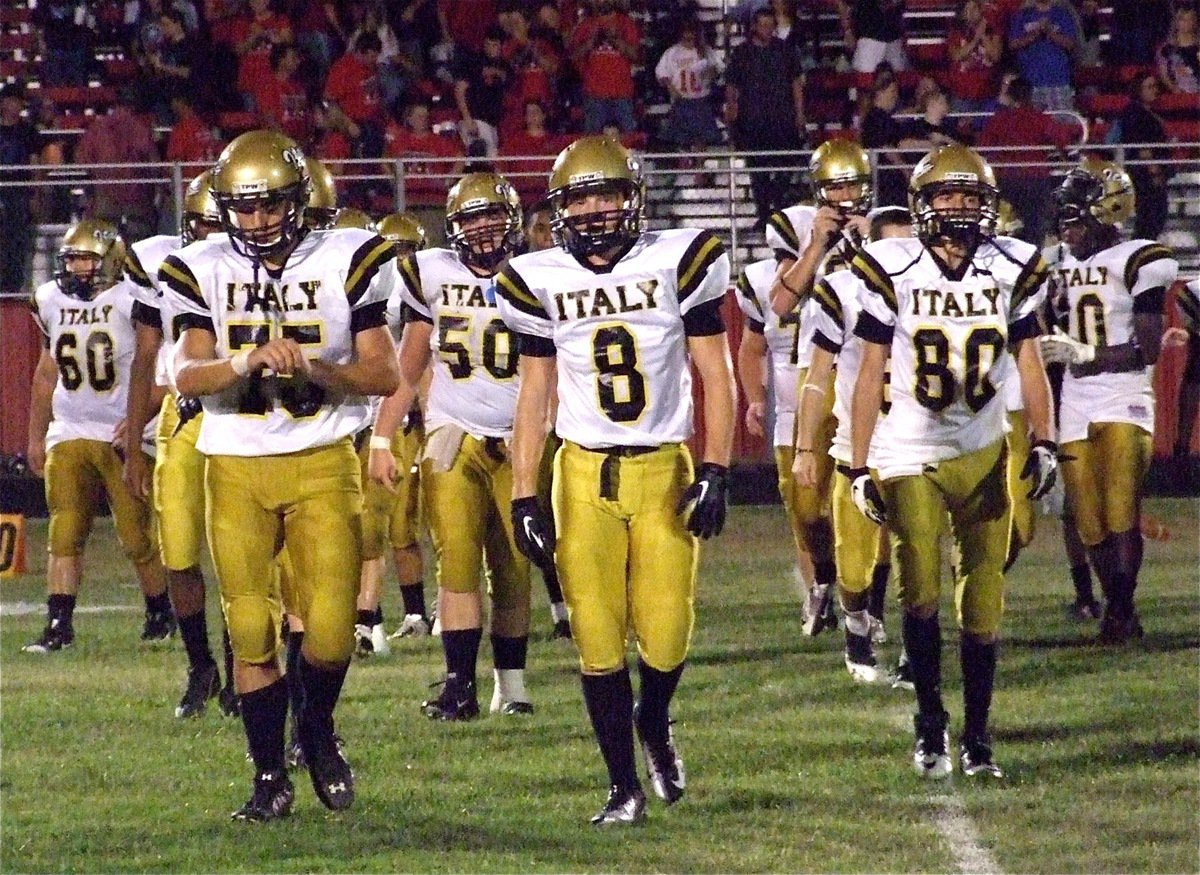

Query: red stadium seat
[217,111,259,135]
[0,32,35,52]
[102,58,138,83]
[1080,93,1129,117]
[39,85,116,109]
[1164,119,1200,142]
[1154,92,1200,115]
[907,41,948,69]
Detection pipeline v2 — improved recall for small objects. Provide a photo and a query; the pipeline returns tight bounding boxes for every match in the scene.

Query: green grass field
[2,500,1197,874]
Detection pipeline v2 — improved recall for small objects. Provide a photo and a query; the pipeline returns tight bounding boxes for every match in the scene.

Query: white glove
[1039,328,1095,366]
[848,466,886,525]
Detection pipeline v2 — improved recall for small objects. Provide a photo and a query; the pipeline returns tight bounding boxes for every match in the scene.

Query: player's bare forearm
[373,324,430,439]
[28,350,57,448]
[1072,310,1162,377]
[735,329,768,408]
[850,341,886,468]
[309,326,399,397]
[690,333,736,466]
[124,323,162,460]
[174,328,245,397]
[769,255,806,317]
[512,354,555,498]
[796,346,834,451]
[1015,338,1055,442]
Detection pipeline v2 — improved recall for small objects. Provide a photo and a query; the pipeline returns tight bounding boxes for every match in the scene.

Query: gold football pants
[787,367,837,539]
[153,395,206,571]
[1005,410,1036,554]
[45,438,156,563]
[1062,422,1151,547]
[832,468,884,595]
[553,440,697,675]
[206,439,362,665]
[881,439,1010,636]
[358,426,423,561]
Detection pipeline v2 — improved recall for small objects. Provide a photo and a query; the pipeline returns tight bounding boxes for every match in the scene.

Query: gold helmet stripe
[1009,254,1050,316]
[1124,243,1175,293]
[398,254,422,301]
[812,277,843,327]
[495,266,549,319]
[124,248,152,289]
[735,271,764,321]
[678,231,725,303]
[160,255,207,310]
[345,236,396,306]
[767,211,799,255]
[850,250,897,314]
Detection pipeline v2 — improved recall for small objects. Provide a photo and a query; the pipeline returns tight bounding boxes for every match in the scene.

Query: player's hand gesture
[677,462,729,539]
[368,446,400,493]
[248,338,310,377]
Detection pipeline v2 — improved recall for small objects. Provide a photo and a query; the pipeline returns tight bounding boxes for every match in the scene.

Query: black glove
[1021,439,1059,499]
[847,466,887,524]
[676,462,729,539]
[175,395,202,431]
[511,496,556,571]
[403,406,423,435]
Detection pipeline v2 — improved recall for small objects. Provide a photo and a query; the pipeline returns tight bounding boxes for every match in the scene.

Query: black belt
[577,443,663,499]
[578,444,660,457]
[483,436,507,463]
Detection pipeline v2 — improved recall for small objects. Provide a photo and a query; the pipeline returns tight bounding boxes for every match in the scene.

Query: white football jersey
[1181,279,1200,328]
[126,233,183,388]
[161,228,396,456]
[654,43,723,99]
[851,235,1048,479]
[765,204,816,260]
[1045,239,1177,443]
[496,229,730,448]
[737,257,802,446]
[394,248,519,439]
[32,278,154,454]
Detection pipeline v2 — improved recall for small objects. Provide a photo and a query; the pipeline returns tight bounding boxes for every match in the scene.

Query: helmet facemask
[55,252,105,300]
[216,181,309,263]
[1054,168,1118,257]
[550,178,642,258]
[814,175,873,216]
[914,181,998,249]
[447,202,522,271]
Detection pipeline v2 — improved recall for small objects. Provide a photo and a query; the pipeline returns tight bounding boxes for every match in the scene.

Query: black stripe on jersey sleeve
[1133,286,1166,316]
[517,332,556,357]
[1123,243,1174,293]
[159,255,208,311]
[767,210,799,254]
[746,317,765,334]
[495,265,551,319]
[173,312,215,336]
[124,248,153,289]
[1009,253,1049,317]
[1177,286,1200,325]
[397,253,422,300]
[131,299,162,330]
[854,310,893,345]
[683,296,725,337]
[677,231,725,304]
[1009,311,1041,344]
[849,250,897,314]
[401,301,433,325]
[812,278,843,327]
[736,271,764,321]
[350,299,388,333]
[346,235,397,306]
[814,330,842,354]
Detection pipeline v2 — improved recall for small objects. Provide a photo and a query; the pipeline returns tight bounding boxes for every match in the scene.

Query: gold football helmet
[181,169,221,245]
[305,157,338,230]
[211,129,310,261]
[377,211,428,258]
[909,144,999,246]
[55,219,126,299]
[331,207,377,231]
[994,198,1024,237]
[1055,157,1135,230]
[810,138,872,213]
[546,135,643,257]
[445,172,523,270]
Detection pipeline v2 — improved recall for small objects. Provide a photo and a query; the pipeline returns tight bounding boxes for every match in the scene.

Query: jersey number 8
[593,325,647,423]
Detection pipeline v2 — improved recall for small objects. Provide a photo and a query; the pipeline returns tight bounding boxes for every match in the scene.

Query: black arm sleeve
[683,298,725,337]
[517,332,556,358]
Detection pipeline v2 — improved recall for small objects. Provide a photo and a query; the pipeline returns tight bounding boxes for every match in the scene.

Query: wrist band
[229,348,253,377]
[369,435,392,450]
[780,276,801,298]
[802,383,826,395]
[795,448,814,454]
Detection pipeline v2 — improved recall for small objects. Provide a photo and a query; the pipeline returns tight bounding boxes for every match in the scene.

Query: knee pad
[222,593,283,664]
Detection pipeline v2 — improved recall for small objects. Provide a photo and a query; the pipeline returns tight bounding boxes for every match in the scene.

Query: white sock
[844,608,872,638]
[491,668,528,712]
[550,601,568,623]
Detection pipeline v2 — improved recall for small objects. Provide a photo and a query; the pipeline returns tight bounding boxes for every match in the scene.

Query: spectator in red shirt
[500,100,565,206]
[309,101,353,177]
[255,43,312,144]
[498,3,563,134]
[977,75,1073,244]
[325,32,386,156]
[232,0,293,102]
[384,99,465,206]
[946,0,1002,112]
[165,91,224,170]
[75,89,161,241]
[292,0,339,78]
[568,0,641,133]
[438,0,499,54]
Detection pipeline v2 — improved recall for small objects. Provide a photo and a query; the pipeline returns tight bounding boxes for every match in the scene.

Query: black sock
[542,566,565,604]
[1112,528,1143,608]
[814,559,837,589]
[239,677,288,773]
[902,612,944,718]
[356,609,374,627]
[48,593,77,625]
[144,591,172,614]
[372,606,384,626]
[868,563,890,620]
[442,627,482,683]
[297,655,349,742]
[581,669,639,791]
[400,582,427,619]
[285,630,305,723]
[491,634,528,670]
[177,611,215,668]
[961,636,997,740]
[222,625,235,687]
[1070,563,1096,604]
[635,658,683,746]
[1087,536,1120,604]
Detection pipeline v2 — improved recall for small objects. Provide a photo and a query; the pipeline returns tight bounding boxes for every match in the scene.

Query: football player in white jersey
[164,130,400,821]
[848,145,1057,780]
[123,170,242,718]
[766,140,877,635]
[794,206,913,683]
[1039,158,1178,644]
[25,220,172,653]
[496,136,736,825]
[370,173,534,722]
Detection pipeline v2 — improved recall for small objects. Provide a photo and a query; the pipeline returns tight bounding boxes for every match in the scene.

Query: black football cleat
[141,609,177,643]
[635,708,685,805]
[421,674,480,721]
[302,732,355,811]
[175,662,220,718]
[550,619,573,640]
[913,711,952,779]
[959,733,1004,778]
[590,784,647,826]
[1098,604,1144,644]
[231,770,294,822]
[217,683,240,717]
[22,619,74,653]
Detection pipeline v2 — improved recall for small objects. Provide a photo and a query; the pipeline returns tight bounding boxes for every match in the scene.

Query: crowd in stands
[1,0,1198,295]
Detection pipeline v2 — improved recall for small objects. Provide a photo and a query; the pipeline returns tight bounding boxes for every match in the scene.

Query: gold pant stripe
[153,395,207,571]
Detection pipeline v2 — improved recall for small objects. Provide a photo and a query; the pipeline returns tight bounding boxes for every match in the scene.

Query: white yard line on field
[0,601,140,617]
